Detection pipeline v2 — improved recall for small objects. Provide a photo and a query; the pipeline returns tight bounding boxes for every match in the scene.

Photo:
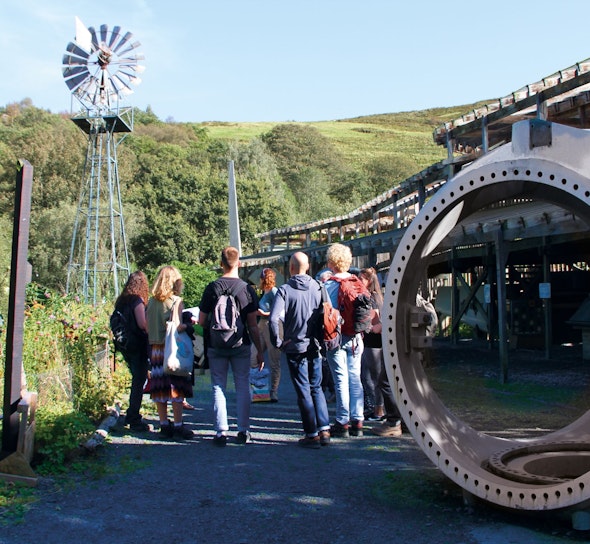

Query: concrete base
[0,452,38,486]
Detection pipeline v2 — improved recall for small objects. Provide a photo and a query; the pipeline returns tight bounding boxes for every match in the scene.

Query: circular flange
[383,147,590,511]
[487,442,590,485]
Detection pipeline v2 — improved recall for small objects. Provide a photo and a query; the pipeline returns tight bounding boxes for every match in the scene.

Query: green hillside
[0,99,487,294]
[202,103,489,176]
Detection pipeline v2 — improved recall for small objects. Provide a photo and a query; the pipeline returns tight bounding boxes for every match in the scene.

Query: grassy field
[199,104,491,173]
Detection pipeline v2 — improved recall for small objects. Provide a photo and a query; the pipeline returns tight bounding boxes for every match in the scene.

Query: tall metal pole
[228,160,242,255]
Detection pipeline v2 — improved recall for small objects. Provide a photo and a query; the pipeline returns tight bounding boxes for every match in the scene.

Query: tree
[261,123,356,220]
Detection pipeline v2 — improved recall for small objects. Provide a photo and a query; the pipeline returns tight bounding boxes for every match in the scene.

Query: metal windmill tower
[62,17,144,304]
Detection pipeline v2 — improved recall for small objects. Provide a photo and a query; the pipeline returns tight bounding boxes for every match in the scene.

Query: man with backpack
[324,243,373,438]
[198,246,264,446]
[269,252,330,449]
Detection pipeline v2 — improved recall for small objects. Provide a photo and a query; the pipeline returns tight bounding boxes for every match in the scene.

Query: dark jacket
[269,274,322,354]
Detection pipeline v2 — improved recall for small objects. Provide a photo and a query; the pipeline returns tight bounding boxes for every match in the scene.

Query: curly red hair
[259,268,276,291]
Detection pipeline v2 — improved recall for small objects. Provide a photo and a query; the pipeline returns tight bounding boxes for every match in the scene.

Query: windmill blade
[88,26,99,50]
[120,64,145,76]
[62,65,88,79]
[112,72,133,93]
[108,26,121,48]
[109,76,126,97]
[64,71,92,91]
[112,31,133,53]
[100,24,109,45]
[62,53,87,67]
[118,53,145,67]
[118,69,142,86]
[116,41,141,58]
[65,42,90,61]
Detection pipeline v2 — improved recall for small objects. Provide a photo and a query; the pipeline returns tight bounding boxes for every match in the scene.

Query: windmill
[62,16,144,304]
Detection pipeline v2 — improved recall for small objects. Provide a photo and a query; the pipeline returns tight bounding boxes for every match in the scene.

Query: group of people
[268,244,402,448]
[114,242,403,448]
[113,266,195,439]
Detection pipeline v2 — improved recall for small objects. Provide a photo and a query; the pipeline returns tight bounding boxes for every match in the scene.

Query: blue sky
[2,0,589,123]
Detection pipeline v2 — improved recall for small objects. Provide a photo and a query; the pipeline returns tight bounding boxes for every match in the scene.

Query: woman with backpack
[113,271,150,432]
[146,265,195,440]
[323,243,370,438]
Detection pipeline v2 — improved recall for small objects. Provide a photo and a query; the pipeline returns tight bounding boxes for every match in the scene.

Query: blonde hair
[326,243,352,274]
[151,265,183,301]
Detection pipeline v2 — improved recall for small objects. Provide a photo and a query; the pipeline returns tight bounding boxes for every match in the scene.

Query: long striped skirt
[149,343,193,403]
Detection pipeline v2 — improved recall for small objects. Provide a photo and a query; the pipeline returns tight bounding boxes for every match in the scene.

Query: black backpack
[110,306,131,351]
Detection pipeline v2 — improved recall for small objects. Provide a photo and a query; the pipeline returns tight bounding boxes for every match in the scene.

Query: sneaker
[159,422,174,438]
[371,421,402,437]
[213,433,227,447]
[129,421,151,433]
[350,420,363,437]
[236,431,252,444]
[298,436,320,449]
[330,421,349,438]
[173,424,194,440]
[319,430,331,446]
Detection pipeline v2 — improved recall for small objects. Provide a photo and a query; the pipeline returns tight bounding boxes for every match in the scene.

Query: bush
[22,283,118,420]
[34,404,95,472]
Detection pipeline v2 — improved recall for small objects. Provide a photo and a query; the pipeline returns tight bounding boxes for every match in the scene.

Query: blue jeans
[285,350,330,437]
[208,345,251,433]
[326,334,365,425]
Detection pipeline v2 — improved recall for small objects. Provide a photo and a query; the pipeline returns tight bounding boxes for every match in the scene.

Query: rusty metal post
[1,160,33,457]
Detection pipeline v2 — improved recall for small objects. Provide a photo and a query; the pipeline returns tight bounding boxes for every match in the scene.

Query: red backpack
[319,282,342,351]
[333,275,373,337]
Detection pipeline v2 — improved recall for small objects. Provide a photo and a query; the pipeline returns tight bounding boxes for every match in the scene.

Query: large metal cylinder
[383,120,590,511]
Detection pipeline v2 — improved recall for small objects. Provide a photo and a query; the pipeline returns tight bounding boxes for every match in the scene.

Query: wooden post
[2,160,33,456]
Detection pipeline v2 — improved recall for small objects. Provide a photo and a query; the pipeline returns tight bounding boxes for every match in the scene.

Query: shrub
[34,404,95,471]
[22,283,118,420]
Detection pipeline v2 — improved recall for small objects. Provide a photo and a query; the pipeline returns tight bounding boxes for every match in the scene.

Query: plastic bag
[250,367,270,402]
[163,300,193,377]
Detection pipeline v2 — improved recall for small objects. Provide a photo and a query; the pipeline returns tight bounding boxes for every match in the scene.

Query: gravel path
[1,357,587,544]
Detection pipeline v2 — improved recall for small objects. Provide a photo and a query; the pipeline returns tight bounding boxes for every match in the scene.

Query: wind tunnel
[382,120,590,513]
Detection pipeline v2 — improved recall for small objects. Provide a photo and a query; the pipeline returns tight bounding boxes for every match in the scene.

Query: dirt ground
[2,345,590,544]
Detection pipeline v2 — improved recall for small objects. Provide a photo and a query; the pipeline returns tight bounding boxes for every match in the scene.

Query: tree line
[0,99,449,309]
